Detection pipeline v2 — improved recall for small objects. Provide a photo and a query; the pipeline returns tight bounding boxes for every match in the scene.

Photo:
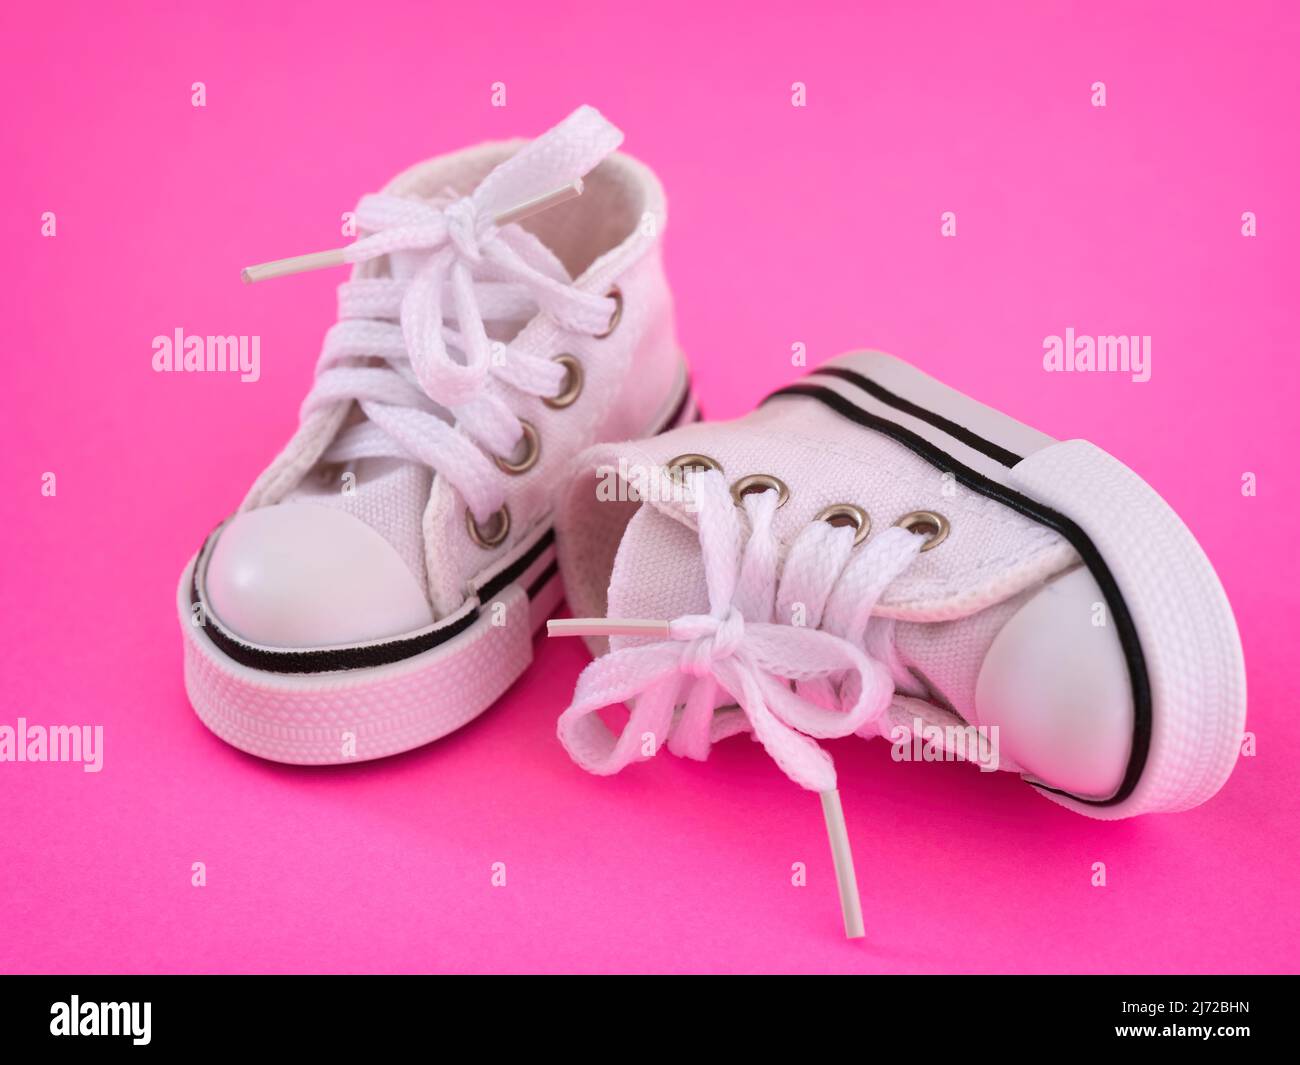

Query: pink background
[3,0,1298,973]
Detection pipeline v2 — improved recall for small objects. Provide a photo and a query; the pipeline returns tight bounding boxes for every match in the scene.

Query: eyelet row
[665,453,951,551]
[466,288,621,549]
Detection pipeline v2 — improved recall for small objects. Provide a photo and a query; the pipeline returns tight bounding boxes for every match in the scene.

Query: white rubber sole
[802,352,1247,818]
[181,367,699,765]
[179,536,560,763]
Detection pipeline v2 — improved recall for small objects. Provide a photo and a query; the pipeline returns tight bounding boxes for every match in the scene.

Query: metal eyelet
[665,453,724,483]
[815,503,871,546]
[593,286,623,339]
[466,504,511,548]
[543,354,583,409]
[894,510,950,551]
[494,421,540,475]
[730,473,790,508]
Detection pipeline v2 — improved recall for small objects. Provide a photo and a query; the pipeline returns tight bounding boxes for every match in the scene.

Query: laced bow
[243,106,623,523]
[551,469,926,937]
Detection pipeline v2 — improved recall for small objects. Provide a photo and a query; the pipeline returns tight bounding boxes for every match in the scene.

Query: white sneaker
[178,106,695,764]
[550,351,1246,935]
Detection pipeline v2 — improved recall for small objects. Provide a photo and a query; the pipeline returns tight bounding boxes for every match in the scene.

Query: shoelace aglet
[820,789,865,939]
[493,179,583,227]
[240,180,585,284]
[242,249,347,284]
[548,617,671,639]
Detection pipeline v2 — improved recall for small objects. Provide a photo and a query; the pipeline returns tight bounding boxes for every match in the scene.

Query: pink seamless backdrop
[2,1,1298,973]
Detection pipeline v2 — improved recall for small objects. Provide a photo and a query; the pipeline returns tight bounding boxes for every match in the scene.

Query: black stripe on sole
[764,381,1151,809]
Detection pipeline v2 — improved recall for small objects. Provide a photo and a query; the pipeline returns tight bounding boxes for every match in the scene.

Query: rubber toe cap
[975,567,1134,798]
[204,503,434,648]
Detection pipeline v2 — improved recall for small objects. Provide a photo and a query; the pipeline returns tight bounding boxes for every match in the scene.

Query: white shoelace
[257,106,623,524]
[552,469,927,937]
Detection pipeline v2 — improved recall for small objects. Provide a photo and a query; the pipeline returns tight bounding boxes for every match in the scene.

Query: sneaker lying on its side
[550,351,1246,936]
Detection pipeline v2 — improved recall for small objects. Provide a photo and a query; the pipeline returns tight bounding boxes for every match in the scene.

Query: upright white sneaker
[550,351,1246,936]
[179,106,695,764]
